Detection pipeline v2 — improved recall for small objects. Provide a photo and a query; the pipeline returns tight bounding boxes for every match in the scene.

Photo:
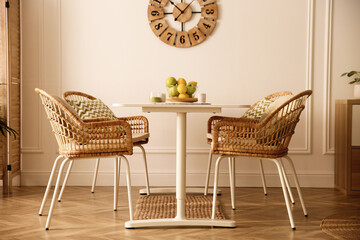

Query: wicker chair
[36,88,134,230]
[204,91,294,199]
[62,91,150,196]
[210,90,312,230]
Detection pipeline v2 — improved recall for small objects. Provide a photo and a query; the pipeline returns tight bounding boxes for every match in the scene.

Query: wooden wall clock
[148,0,218,48]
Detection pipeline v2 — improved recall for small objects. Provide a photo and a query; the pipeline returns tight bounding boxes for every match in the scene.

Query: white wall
[18,0,360,187]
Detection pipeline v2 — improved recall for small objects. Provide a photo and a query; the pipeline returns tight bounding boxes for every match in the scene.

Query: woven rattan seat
[209,90,312,230]
[62,91,151,196]
[36,88,134,230]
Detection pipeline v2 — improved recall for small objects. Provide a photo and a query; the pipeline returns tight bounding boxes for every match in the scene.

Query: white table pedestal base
[125,218,236,228]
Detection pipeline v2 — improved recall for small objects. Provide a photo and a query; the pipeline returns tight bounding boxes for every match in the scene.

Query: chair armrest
[81,119,133,153]
[211,119,260,154]
[208,116,258,134]
[118,116,149,133]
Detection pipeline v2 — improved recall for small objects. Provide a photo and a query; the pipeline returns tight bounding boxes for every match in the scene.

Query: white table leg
[176,112,186,220]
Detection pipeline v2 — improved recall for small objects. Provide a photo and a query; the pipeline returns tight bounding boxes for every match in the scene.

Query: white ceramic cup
[197,93,206,103]
[160,93,166,102]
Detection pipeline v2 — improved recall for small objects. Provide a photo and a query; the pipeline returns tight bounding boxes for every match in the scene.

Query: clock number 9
[151,10,160,16]
[206,9,214,15]
[155,23,163,30]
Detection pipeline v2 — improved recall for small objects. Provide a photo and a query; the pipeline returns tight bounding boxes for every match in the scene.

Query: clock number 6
[180,35,186,44]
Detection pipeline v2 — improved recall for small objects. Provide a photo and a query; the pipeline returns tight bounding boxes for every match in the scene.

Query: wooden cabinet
[335,99,360,195]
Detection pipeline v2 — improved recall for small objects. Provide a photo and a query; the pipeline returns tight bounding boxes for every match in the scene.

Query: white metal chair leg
[117,157,121,188]
[137,145,150,195]
[45,157,70,230]
[204,150,213,195]
[114,157,119,211]
[228,157,236,210]
[57,160,74,202]
[91,158,100,193]
[212,156,225,219]
[120,155,133,220]
[279,159,295,204]
[283,156,308,216]
[270,158,296,230]
[39,155,64,216]
[259,159,268,195]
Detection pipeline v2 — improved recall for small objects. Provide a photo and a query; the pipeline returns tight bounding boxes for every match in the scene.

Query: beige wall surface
[18,0,360,187]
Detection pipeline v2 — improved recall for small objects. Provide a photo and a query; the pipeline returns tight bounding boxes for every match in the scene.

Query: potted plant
[0,117,17,139]
[341,70,360,98]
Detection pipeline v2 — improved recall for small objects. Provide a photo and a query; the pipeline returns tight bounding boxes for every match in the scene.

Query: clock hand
[169,0,183,13]
[174,0,195,21]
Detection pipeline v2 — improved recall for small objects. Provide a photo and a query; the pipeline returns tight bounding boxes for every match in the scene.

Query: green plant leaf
[347,71,359,77]
[341,72,348,77]
[0,117,18,139]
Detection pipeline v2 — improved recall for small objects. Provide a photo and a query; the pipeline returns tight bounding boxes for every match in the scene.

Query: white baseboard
[19,171,334,188]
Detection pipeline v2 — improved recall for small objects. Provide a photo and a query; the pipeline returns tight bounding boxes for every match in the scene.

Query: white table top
[112,103,250,113]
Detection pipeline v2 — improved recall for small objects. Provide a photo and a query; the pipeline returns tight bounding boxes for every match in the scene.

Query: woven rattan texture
[63,91,149,145]
[207,90,312,158]
[36,88,134,158]
[134,195,225,220]
[321,212,360,240]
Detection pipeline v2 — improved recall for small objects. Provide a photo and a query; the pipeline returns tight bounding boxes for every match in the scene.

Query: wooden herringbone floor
[1,186,359,239]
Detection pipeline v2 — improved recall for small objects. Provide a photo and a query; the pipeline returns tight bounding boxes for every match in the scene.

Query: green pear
[186,83,196,95]
[168,86,179,97]
[166,77,177,87]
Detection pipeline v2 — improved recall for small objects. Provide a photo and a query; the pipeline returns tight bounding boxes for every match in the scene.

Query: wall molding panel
[323,0,334,155]
[21,0,44,154]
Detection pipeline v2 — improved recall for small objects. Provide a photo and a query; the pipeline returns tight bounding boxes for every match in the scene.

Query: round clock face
[148,0,218,48]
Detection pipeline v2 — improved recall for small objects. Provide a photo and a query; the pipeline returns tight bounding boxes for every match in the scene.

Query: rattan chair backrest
[62,91,96,102]
[257,90,312,152]
[35,88,133,158]
[35,88,89,146]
